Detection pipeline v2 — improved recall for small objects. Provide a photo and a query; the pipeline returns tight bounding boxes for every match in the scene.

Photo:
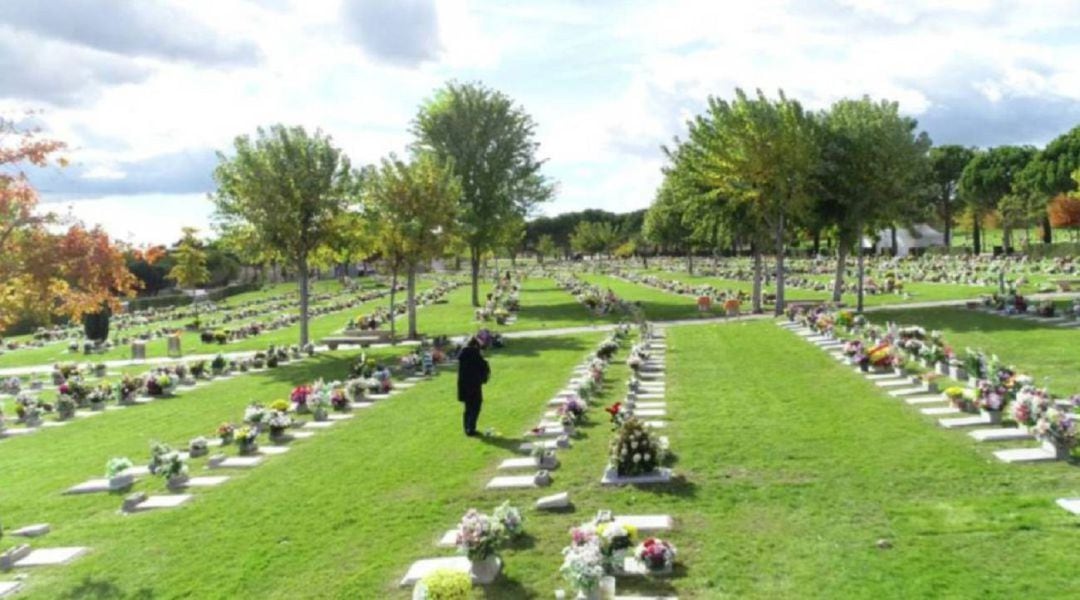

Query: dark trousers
[463,399,482,434]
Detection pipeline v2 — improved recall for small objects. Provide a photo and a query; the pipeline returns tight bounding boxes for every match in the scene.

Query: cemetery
[7,3,1080,598]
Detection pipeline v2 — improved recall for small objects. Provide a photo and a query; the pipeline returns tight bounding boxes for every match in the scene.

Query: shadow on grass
[505,531,537,551]
[867,306,1058,334]
[644,474,698,499]
[478,434,526,453]
[482,575,534,599]
[492,336,594,358]
[59,577,155,599]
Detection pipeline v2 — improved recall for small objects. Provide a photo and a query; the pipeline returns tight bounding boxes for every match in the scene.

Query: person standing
[457,337,490,437]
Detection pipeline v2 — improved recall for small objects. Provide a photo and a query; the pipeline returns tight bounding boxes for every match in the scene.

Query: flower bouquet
[605,402,630,429]
[266,410,293,441]
[290,384,312,414]
[492,501,524,539]
[116,375,141,405]
[235,426,259,455]
[330,386,350,412]
[243,403,267,427]
[973,380,1008,421]
[87,383,111,410]
[626,355,643,372]
[157,451,189,489]
[217,423,235,445]
[144,373,175,396]
[189,436,209,458]
[560,538,605,597]
[1034,407,1077,459]
[105,457,135,490]
[945,386,976,413]
[55,395,77,420]
[455,509,505,583]
[634,537,677,574]
[310,392,330,422]
[608,418,662,477]
[1011,386,1050,429]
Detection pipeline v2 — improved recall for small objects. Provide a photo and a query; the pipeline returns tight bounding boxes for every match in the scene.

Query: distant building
[863,224,945,257]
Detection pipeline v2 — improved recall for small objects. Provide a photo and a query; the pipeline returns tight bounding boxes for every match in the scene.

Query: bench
[322,329,394,350]
[1055,280,1080,292]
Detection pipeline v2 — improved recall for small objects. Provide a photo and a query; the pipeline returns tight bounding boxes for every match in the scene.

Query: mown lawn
[578,273,724,320]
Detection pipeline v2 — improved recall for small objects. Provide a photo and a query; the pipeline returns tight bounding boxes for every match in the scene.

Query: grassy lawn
[869,306,1080,395]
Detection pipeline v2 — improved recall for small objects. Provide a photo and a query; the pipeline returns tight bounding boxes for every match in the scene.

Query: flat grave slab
[10,524,49,538]
[351,402,374,410]
[614,515,673,532]
[0,428,36,439]
[14,547,88,567]
[486,475,543,490]
[994,447,1057,463]
[634,401,667,409]
[969,428,1034,442]
[259,445,291,456]
[395,382,417,389]
[367,393,390,401]
[1055,498,1080,515]
[865,373,903,381]
[208,456,264,469]
[874,379,913,388]
[127,494,193,512]
[601,467,672,486]
[889,387,931,398]
[65,479,114,495]
[0,582,20,597]
[518,440,562,452]
[437,529,458,548]
[498,457,539,470]
[920,406,960,416]
[289,431,316,440]
[644,421,666,429]
[303,421,335,429]
[180,476,229,488]
[399,556,474,587]
[939,415,990,428]
[327,413,355,421]
[634,393,665,401]
[536,491,571,510]
[632,408,666,418]
[904,395,945,405]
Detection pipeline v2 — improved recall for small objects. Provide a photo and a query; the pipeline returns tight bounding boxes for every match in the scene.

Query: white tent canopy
[863,224,945,257]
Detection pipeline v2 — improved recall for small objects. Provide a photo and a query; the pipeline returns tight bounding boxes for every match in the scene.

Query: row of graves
[611,271,745,316]
[0,279,380,359]
[556,275,642,320]
[0,342,464,597]
[475,274,522,326]
[402,323,682,599]
[339,280,462,334]
[976,292,1080,328]
[780,306,1080,517]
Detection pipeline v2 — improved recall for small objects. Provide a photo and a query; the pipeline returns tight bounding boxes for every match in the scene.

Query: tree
[212,125,356,346]
[535,234,557,264]
[570,221,617,262]
[0,117,138,334]
[959,145,1035,254]
[1015,125,1080,244]
[365,153,460,339]
[643,179,698,275]
[928,145,975,246]
[820,97,931,311]
[167,227,210,319]
[412,81,553,307]
[1051,185,1080,241]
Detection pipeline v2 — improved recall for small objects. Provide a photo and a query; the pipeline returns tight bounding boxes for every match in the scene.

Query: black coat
[457,346,490,403]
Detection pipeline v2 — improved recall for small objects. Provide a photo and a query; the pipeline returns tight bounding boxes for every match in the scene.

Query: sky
[7,0,1080,245]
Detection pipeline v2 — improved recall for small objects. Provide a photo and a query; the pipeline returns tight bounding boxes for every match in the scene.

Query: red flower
[605,402,622,416]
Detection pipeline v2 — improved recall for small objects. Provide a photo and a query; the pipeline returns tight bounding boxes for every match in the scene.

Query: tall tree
[643,180,698,274]
[168,227,210,318]
[820,97,931,311]
[365,153,460,339]
[1015,125,1080,244]
[535,234,557,264]
[412,81,553,306]
[212,125,356,346]
[928,145,975,247]
[958,145,1035,254]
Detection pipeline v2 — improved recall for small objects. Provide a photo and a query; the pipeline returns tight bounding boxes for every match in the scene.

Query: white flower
[633,454,641,462]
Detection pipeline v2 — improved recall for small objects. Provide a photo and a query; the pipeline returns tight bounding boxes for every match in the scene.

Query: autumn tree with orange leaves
[1051,190,1080,242]
[0,115,139,336]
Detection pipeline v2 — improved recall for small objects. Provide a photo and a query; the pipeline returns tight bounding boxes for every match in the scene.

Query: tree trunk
[856,225,866,313]
[406,265,418,339]
[812,229,821,256]
[298,254,310,346]
[973,215,982,255]
[1003,225,1012,252]
[388,267,398,342]
[832,243,847,303]
[774,212,786,316]
[890,226,898,257]
[1042,215,1053,244]
[454,255,462,272]
[687,251,694,275]
[943,194,952,247]
[751,246,763,314]
[469,247,480,307]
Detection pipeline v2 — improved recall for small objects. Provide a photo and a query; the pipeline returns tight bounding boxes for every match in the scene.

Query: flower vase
[167,474,189,490]
[1041,438,1072,460]
[469,555,501,584]
[980,409,1002,424]
[575,588,602,600]
[313,409,328,422]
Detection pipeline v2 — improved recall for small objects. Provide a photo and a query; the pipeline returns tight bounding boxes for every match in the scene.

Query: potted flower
[973,381,1007,423]
[116,375,141,405]
[188,436,209,458]
[144,373,175,396]
[1011,386,1050,430]
[412,569,472,600]
[266,410,292,442]
[454,509,505,584]
[93,363,107,377]
[944,386,975,413]
[243,403,267,428]
[252,353,266,369]
[634,537,677,575]
[235,426,259,455]
[55,395,77,420]
[626,355,642,373]
[607,418,662,478]
[492,501,524,540]
[330,387,350,412]
[217,423,236,445]
[1035,407,1077,460]
[211,354,227,376]
[87,384,111,411]
[105,457,135,491]
[310,394,330,422]
[291,385,312,414]
[724,298,740,316]
[158,452,189,490]
[593,512,638,573]
[560,537,606,599]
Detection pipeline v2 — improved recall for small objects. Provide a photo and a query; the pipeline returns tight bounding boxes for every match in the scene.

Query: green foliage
[168,227,211,291]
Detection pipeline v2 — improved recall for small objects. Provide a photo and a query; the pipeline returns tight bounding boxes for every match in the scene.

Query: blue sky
[6,0,1080,244]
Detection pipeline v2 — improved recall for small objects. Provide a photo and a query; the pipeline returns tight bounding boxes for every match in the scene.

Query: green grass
[869,306,1080,395]
[578,274,725,320]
